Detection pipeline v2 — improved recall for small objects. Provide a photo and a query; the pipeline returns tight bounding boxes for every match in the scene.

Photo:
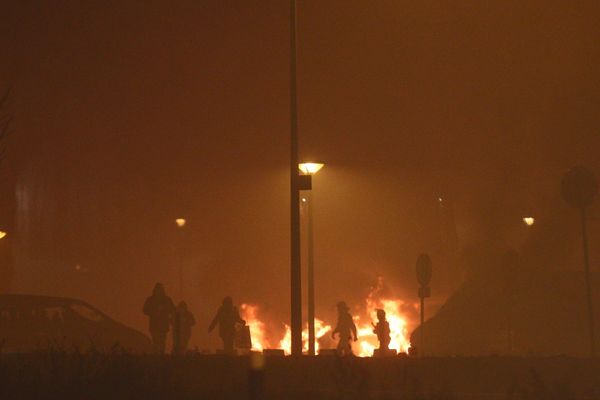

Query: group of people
[142,283,195,354]
[143,283,247,355]
[143,283,392,355]
[332,301,391,355]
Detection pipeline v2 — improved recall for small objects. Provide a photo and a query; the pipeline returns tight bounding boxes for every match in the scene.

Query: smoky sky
[1,1,599,348]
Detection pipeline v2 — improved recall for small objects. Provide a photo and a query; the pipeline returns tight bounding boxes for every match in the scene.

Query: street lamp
[0,231,6,240]
[175,218,186,297]
[298,163,324,175]
[522,217,535,226]
[299,162,324,355]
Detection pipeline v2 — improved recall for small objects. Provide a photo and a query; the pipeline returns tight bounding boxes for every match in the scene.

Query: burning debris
[239,278,414,356]
[240,304,271,351]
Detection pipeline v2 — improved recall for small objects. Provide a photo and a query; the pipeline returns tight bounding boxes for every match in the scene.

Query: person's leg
[151,332,160,354]
[383,337,391,350]
[181,334,190,354]
[336,336,345,355]
[223,334,234,354]
[346,337,353,356]
[156,332,167,354]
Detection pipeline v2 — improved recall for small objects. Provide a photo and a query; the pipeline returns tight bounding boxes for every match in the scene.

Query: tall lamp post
[299,162,324,355]
[175,218,186,298]
[289,0,303,356]
[561,166,598,357]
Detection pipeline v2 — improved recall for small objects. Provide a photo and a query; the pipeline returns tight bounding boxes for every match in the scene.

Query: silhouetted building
[412,247,600,356]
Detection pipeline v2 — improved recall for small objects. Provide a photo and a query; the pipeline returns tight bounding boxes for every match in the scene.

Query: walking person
[143,283,175,354]
[172,301,195,355]
[208,296,244,354]
[372,309,391,350]
[332,301,358,356]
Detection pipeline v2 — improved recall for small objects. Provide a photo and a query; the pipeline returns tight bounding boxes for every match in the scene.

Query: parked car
[0,294,152,353]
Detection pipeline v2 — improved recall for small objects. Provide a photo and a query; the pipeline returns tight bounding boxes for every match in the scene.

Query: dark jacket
[175,308,195,337]
[143,294,175,333]
[208,304,242,338]
[334,311,357,340]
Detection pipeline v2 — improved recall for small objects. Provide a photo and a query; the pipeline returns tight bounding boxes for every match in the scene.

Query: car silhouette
[0,294,152,353]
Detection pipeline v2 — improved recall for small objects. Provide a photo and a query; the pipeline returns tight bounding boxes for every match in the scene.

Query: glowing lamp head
[522,217,535,226]
[175,218,186,228]
[0,231,6,239]
[298,162,324,175]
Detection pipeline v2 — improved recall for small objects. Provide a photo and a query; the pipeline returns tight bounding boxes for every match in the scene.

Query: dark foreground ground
[0,353,599,400]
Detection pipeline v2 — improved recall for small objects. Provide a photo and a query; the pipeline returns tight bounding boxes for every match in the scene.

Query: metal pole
[307,192,315,355]
[581,207,596,357]
[420,296,425,357]
[289,0,302,356]
[178,228,184,299]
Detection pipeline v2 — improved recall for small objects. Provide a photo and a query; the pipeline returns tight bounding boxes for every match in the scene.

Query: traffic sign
[416,253,432,287]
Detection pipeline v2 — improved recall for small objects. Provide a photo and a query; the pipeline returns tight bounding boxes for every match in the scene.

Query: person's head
[376,309,386,321]
[337,301,349,314]
[222,296,233,307]
[153,283,165,297]
[177,301,187,311]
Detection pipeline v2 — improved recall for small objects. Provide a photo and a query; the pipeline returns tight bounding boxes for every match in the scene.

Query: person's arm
[208,309,219,333]
[143,298,151,316]
[351,319,358,341]
[331,323,339,339]
[234,307,244,324]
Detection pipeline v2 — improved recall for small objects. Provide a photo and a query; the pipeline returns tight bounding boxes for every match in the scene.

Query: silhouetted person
[172,301,195,355]
[332,301,357,356]
[143,283,175,354]
[372,309,391,350]
[208,296,244,354]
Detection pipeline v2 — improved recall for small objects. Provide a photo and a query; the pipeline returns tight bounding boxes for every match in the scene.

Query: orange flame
[279,318,332,355]
[239,278,412,357]
[240,304,270,351]
[353,279,412,356]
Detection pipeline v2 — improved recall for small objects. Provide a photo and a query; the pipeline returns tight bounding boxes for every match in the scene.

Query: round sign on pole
[561,166,598,209]
[416,253,432,287]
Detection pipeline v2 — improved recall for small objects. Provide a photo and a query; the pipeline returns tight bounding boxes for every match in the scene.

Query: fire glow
[240,304,270,351]
[239,278,413,356]
[278,318,332,355]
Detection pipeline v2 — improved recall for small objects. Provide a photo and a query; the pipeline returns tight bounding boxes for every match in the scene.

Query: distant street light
[522,217,535,226]
[175,218,186,297]
[0,231,6,239]
[299,162,324,356]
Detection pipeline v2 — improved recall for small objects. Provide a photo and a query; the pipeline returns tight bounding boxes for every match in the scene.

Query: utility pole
[416,254,432,357]
[561,166,598,357]
[307,192,315,355]
[289,0,302,356]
